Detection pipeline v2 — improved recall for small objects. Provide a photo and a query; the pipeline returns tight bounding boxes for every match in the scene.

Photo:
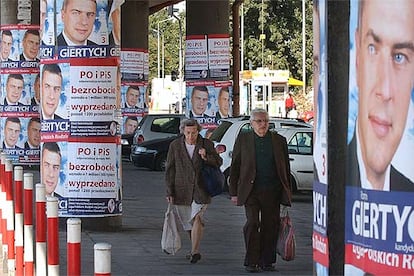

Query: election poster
[1,24,40,165]
[185,80,232,130]
[345,0,414,274]
[185,35,208,80]
[120,47,150,134]
[41,0,121,60]
[38,0,123,217]
[312,0,329,275]
[207,34,230,79]
[185,34,230,81]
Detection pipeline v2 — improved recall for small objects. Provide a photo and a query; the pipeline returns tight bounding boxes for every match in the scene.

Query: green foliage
[239,0,313,87]
[148,9,185,80]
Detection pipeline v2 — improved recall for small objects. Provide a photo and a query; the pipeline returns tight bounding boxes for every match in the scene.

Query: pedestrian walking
[165,118,222,263]
[229,108,292,272]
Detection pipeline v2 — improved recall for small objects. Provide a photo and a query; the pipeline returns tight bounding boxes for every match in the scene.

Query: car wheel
[155,154,167,171]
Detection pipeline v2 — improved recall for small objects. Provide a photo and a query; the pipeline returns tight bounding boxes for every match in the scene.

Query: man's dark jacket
[229,131,292,206]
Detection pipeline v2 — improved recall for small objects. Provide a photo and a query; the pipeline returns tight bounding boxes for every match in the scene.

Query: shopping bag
[161,204,181,255]
[276,207,296,261]
[201,164,225,197]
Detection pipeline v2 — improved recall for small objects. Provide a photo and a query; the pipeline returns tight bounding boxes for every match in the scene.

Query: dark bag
[201,139,225,197]
[276,207,296,261]
[202,164,225,197]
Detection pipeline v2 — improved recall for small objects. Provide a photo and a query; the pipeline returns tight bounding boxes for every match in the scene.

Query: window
[287,131,313,155]
[151,117,180,134]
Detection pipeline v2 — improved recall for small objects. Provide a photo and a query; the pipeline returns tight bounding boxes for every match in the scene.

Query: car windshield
[210,121,232,142]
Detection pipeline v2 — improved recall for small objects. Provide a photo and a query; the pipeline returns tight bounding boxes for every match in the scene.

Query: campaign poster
[312,0,329,275]
[1,25,40,165]
[120,49,147,82]
[185,35,208,80]
[207,34,230,79]
[39,57,121,217]
[185,80,232,130]
[120,82,148,135]
[40,0,121,60]
[345,1,414,275]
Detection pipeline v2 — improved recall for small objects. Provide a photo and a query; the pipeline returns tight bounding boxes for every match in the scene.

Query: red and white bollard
[47,196,59,276]
[35,184,47,276]
[5,159,15,273]
[23,174,34,276]
[14,166,24,275]
[94,243,112,276]
[67,218,81,276]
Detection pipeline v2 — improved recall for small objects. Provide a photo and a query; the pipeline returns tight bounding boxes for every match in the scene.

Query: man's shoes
[245,265,261,273]
[261,265,277,271]
[190,253,201,263]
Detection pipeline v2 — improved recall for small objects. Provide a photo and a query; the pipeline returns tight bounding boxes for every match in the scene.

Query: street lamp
[156,18,173,78]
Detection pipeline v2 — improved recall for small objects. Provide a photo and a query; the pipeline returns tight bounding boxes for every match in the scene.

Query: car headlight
[133,146,148,153]
[121,139,129,145]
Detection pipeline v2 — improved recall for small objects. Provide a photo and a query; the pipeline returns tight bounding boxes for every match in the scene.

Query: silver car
[210,117,312,192]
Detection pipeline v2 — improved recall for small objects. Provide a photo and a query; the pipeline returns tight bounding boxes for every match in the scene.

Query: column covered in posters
[39,0,123,217]
[1,0,41,165]
[120,0,149,136]
[185,1,231,131]
[312,0,329,275]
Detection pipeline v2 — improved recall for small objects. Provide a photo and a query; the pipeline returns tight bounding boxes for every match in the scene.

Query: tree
[148,9,185,80]
[236,0,313,88]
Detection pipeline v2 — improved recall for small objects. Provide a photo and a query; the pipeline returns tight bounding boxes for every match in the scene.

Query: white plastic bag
[161,204,181,255]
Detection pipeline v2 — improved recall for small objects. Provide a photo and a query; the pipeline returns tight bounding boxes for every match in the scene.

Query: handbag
[161,203,181,255]
[201,164,225,197]
[276,207,296,261]
[201,139,225,197]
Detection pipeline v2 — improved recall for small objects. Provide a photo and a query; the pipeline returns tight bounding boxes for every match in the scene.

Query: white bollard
[94,243,112,276]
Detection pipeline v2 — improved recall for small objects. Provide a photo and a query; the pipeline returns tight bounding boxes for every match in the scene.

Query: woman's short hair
[179,118,202,133]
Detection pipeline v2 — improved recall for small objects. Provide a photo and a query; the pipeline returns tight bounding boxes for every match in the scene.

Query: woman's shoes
[190,253,201,263]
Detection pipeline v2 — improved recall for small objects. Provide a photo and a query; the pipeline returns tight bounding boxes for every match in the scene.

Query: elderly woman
[165,118,222,264]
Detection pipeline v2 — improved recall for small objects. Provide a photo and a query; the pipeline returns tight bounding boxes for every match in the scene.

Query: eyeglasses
[252,119,269,123]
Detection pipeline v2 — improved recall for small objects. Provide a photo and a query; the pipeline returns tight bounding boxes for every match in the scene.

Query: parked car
[121,114,185,160]
[121,133,134,160]
[133,114,186,145]
[130,135,179,171]
[210,116,312,192]
[277,127,313,191]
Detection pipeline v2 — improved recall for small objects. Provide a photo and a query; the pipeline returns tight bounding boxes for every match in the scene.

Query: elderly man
[229,108,292,272]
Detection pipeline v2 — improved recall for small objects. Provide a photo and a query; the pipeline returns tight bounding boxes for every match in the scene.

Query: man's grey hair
[250,108,269,122]
[179,118,202,133]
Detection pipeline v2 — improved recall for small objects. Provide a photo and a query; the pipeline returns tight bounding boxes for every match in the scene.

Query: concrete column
[186,1,229,35]
[326,1,348,274]
[122,0,149,50]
